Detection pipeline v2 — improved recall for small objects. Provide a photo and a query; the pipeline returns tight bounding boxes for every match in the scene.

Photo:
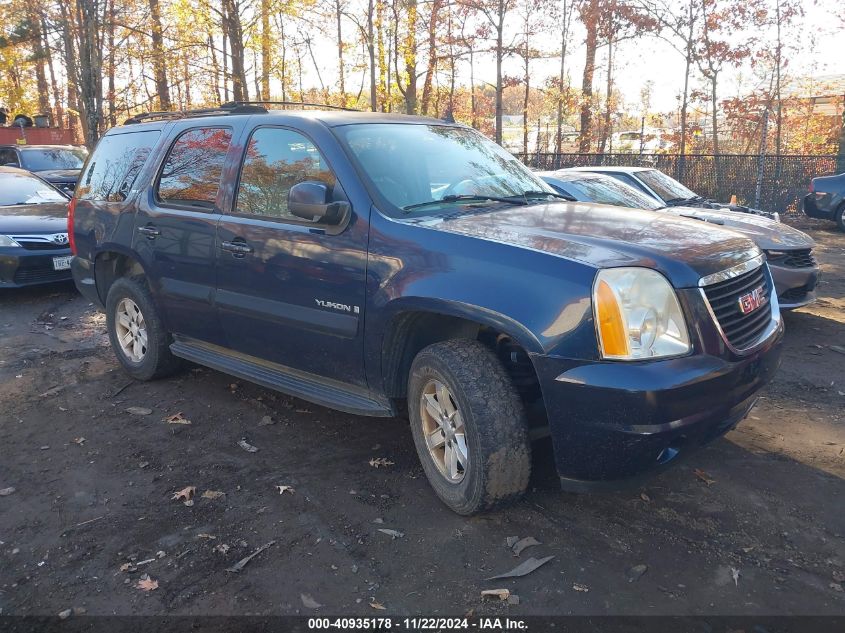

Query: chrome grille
[703,264,772,350]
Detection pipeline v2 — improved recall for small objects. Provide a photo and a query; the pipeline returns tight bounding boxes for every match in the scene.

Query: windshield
[0,171,67,206]
[556,175,664,210]
[335,123,554,216]
[19,147,88,171]
[637,169,697,203]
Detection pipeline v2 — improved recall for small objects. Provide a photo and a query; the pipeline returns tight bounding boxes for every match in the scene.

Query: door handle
[220,239,254,256]
[137,225,161,238]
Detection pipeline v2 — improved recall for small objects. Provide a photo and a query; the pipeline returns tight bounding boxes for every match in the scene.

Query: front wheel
[105,277,181,381]
[836,204,845,232]
[408,339,531,515]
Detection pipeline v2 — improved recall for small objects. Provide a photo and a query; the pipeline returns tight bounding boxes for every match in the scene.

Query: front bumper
[0,246,73,287]
[533,319,784,487]
[769,262,819,309]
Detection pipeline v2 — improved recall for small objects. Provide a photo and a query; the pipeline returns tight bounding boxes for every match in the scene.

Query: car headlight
[0,235,21,247]
[593,268,691,360]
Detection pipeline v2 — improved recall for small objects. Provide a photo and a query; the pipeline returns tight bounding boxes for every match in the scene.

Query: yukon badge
[315,299,360,314]
[737,286,767,315]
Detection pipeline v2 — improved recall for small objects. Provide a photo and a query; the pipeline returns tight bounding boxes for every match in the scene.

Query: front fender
[363,212,600,394]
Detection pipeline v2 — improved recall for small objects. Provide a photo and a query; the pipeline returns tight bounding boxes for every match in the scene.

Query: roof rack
[123,104,266,125]
[220,100,360,112]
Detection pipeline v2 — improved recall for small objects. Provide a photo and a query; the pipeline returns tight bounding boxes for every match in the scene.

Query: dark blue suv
[70,104,783,514]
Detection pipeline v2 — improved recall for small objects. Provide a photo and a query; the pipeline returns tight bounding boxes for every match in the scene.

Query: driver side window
[236,128,336,221]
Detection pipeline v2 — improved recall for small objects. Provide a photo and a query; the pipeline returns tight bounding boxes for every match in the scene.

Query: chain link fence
[514,153,841,214]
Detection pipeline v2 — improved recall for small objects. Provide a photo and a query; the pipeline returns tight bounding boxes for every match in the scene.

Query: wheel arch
[377,298,543,400]
[93,246,152,305]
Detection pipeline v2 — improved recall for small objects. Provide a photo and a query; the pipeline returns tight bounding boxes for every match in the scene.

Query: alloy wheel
[419,379,468,483]
[114,297,148,363]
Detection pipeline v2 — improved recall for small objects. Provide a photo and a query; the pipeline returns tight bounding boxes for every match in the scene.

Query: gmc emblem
[737,286,767,315]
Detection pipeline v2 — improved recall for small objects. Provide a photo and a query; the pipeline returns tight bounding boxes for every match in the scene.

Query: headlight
[0,235,21,247]
[593,268,691,360]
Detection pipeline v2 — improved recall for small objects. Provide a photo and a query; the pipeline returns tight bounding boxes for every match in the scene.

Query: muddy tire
[836,204,845,232]
[408,339,531,515]
[105,277,181,381]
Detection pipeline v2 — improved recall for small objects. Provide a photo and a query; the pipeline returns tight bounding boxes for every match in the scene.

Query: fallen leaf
[226,540,276,573]
[830,583,843,592]
[0,487,16,496]
[58,609,72,620]
[505,536,519,548]
[300,593,322,609]
[369,457,394,468]
[833,571,844,583]
[72,437,86,445]
[487,556,555,580]
[119,562,134,572]
[136,576,158,591]
[572,583,589,592]
[201,490,225,500]
[39,385,64,398]
[238,439,259,453]
[214,543,230,554]
[481,588,510,601]
[276,485,295,495]
[369,601,386,610]
[171,486,196,502]
[627,564,648,583]
[197,533,216,540]
[511,536,541,557]
[258,415,275,426]
[378,528,404,539]
[164,412,191,425]
[640,492,651,502]
[126,407,152,416]
[693,469,716,485]
[731,567,740,587]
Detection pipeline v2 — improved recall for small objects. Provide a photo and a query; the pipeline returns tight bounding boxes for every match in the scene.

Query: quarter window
[78,131,159,201]
[236,128,336,221]
[157,127,232,208]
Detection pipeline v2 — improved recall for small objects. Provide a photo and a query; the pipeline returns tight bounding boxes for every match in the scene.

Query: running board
[170,338,395,417]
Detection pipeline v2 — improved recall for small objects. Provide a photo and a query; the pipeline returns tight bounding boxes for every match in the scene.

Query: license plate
[53,255,72,271]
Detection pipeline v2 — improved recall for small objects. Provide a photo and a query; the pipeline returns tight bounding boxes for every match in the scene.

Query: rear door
[133,124,235,345]
[214,125,368,387]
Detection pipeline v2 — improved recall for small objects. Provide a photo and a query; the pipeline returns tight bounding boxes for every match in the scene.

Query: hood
[0,202,69,234]
[680,198,776,219]
[415,201,760,289]
[34,169,80,182]
[667,207,814,251]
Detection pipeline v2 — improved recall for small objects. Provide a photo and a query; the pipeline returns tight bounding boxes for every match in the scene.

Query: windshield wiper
[402,194,528,213]
[512,190,577,202]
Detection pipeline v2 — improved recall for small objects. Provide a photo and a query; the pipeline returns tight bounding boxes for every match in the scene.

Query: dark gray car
[539,169,820,309]
[0,144,88,196]
[805,172,845,231]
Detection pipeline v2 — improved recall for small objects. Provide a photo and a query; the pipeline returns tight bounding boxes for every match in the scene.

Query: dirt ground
[1,220,844,618]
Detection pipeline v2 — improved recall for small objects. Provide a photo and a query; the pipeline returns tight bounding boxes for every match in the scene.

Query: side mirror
[288,181,347,224]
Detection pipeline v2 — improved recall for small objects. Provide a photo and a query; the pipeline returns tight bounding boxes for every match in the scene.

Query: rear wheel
[408,339,531,515]
[105,277,181,380]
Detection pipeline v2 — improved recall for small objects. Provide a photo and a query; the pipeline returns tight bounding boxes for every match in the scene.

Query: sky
[298,0,845,116]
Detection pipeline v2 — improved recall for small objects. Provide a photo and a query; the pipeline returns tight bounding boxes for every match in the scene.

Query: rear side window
[235,127,336,221]
[78,131,159,201]
[157,127,232,209]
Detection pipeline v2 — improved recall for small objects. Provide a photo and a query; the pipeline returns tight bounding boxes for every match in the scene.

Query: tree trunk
[578,0,599,153]
[57,2,80,137]
[209,34,222,103]
[420,0,441,116]
[148,0,171,110]
[42,15,65,128]
[335,0,346,101]
[367,0,377,110]
[261,0,271,100]
[710,72,721,193]
[403,0,418,114]
[223,0,248,101]
[678,4,693,180]
[106,0,116,127]
[556,5,569,157]
[469,47,477,129]
[522,52,529,155]
[598,36,613,154]
[30,8,51,116]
